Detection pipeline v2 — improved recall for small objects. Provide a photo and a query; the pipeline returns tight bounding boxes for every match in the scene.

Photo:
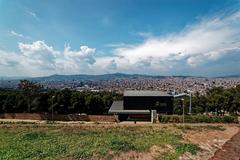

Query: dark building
[109,90,175,121]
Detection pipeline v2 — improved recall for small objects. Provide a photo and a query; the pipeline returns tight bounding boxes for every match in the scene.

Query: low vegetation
[0,124,201,160]
[159,115,238,123]
[158,143,199,160]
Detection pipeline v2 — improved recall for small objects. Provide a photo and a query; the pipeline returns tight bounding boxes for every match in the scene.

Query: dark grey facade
[124,96,173,114]
[109,90,175,121]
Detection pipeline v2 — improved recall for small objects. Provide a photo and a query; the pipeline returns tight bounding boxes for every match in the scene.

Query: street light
[181,98,185,130]
[187,90,193,114]
[51,96,55,122]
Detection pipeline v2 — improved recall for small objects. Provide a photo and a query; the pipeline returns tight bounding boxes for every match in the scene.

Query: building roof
[108,101,150,114]
[124,90,173,97]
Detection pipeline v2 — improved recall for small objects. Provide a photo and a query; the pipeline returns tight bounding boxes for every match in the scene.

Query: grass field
[0,123,220,160]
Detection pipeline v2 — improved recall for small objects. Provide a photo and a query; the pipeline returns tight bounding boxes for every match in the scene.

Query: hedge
[158,115,238,123]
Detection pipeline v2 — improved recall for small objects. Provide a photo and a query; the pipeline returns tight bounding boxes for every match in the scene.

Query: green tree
[2,94,16,113]
[70,92,86,113]
[85,95,105,114]
[18,80,43,112]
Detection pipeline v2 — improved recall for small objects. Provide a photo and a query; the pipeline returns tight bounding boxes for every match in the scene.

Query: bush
[158,115,238,123]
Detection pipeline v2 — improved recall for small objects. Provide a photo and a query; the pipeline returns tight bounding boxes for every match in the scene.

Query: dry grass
[0,123,238,160]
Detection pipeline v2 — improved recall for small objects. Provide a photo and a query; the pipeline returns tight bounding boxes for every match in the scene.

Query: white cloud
[106,10,240,74]
[10,30,24,38]
[104,43,132,48]
[25,10,39,20]
[0,50,20,66]
[1,10,240,76]
[18,41,59,70]
[136,32,153,38]
[55,44,96,74]
[63,44,95,64]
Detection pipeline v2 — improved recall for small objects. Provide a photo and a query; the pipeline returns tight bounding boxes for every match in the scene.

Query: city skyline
[1,0,240,77]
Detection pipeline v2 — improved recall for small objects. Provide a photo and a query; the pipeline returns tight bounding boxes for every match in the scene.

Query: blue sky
[0,0,240,77]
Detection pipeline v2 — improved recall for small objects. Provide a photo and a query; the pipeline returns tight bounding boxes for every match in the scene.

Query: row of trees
[175,85,240,115]
[0,80,122,114]
[0,80,239,115]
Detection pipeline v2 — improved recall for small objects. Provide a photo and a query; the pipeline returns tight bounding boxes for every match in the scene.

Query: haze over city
[1,0,240,77]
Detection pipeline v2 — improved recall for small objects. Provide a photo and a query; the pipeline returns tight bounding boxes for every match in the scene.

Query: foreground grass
[0,124,200,160]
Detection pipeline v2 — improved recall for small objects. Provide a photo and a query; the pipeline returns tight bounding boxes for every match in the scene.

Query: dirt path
[209,129,240,160]
[181,125,239,160]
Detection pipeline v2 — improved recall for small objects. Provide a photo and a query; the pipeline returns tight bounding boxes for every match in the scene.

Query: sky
[0,0,240,77]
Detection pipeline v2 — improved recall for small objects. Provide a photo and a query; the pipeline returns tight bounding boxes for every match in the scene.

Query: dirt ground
[209,130,240,160]
[0,119,239,160]
[182,124,239,160]
[110,124,239,160]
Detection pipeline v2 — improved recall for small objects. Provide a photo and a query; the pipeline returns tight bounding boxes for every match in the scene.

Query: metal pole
[51,104,53,122]
[189,92,192,114]
[51,96,55,122]
[182,98,185,130]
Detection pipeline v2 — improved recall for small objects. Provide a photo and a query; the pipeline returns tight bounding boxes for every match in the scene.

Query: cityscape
[1,74,240,95]
[0,0,240,160]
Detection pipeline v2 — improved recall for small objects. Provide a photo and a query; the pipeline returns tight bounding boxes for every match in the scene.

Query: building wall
[123,96,173,114]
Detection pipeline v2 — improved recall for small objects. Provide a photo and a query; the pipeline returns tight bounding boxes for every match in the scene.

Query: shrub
[158,115,237,123]
[222,116,237,123]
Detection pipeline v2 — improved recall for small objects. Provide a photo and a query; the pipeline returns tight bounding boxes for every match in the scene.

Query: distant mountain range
[28,73,167,82]
[1,73,240,81]
[0,76,30,81]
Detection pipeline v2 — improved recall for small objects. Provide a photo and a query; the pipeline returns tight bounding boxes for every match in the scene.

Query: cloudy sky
[0,0,240,77]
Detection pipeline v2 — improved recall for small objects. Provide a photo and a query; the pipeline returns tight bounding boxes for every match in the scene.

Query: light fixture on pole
[187,90,193,114]
[181,98,185,130]
[51,96,55,122]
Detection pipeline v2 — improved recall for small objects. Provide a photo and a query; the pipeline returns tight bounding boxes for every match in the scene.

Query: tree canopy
[0,80,239,115]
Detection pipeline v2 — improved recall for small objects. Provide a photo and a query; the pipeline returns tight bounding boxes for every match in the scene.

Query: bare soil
[209,129,240,160]
[106,124,239,160]
[180,125,239,160]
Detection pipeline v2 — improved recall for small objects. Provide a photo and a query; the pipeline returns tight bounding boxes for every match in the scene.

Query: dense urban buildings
[89,77,240,95]
[1,75,240,95]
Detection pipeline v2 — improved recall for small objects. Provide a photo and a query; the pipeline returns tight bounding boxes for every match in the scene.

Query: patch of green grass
[159,153,179,160]
[203,125,225,131]
[109,139,135,152]
[175,143,200,155]
[174,124,225,132]
[21,132,49,141]
[157,143,200,160]
[0,124,199,160]
[0,121,37,124]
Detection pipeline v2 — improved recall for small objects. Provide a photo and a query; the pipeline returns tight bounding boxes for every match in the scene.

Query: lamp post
[189,92,192,114]
[181,98,185,130]
[187,90,193,114]
[51,96,55,122]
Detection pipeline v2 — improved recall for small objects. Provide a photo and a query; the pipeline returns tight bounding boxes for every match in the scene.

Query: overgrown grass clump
[175,143,200,155]
[156,143,200,160]
[159,115,237,123]
[0,121,37,124]
[0,125,199,160]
